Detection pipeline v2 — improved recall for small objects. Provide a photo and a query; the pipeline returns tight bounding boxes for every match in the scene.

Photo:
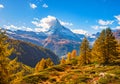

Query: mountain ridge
[5,19,99,56]
[9,39,59,67]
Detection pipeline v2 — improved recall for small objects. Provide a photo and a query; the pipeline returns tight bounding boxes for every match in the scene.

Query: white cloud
[30,3,37,9]
[22,27,33,31]
[114,26,120,29]
[114,15,120,21]
[0,4,4,8]
[99,26,108,29]
[114,15,120,25]
[91,25,108,30]
[34,28,46,32]
[3,25,33,31]
[60,20,73,27]
[32,15,73,32]
[71,29,88,35]
[42,3,48,8]
[98,19,114,25]
[32,15,57,32]
[32,15,56,28]
[4,25,21,30]
[91,25,99,30]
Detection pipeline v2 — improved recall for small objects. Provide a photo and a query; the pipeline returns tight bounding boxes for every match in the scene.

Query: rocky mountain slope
[6,19,97,57]
[9,28,120,57]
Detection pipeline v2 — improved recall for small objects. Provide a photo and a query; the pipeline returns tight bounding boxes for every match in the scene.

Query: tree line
[60,28,119,65]
[0,28,120,84]
[36,28,120,71]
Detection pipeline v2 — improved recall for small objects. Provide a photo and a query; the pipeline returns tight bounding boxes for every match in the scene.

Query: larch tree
[104,28,119,64]
[91,29,106,64]
[91,28,119,64]
[0,29,13,84]
[45,58,54,68]
[71,49,77,58]
[66,52,71,64]
[79,37,91,65]
[60,57,66,65]
[35,58,54,72]
[35,58,46,72]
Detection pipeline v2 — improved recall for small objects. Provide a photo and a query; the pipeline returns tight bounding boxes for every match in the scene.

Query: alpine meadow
[0,0,120,84]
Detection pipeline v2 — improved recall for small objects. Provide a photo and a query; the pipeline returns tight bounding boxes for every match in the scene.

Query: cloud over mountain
[32,15,57,32]
[71,29,88,35]
[91,25,108,30]
[31,15,73,32]
[114,15,120,25]
[3,25,33,31]
[98,19,114,25]
[60,20,73,27]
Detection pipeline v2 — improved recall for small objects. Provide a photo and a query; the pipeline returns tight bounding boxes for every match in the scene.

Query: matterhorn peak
[45,18,64,35]
[50,18,62,28]
[44,15,62,28]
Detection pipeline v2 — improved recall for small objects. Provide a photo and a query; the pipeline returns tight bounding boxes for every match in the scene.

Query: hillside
[1,28,120,84]
[9,39,59,67]
[4,58,34,84]
[20,64,120,84]
[1,1,120,84]
[19,28,120,84]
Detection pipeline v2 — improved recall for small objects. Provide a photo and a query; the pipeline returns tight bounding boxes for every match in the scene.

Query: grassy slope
[20,64,120,84]
[7,59,34,84]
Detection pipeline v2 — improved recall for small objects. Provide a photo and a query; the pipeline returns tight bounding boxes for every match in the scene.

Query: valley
[0,0,120,84]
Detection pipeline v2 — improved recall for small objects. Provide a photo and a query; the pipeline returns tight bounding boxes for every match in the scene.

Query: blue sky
[0,0,120,34]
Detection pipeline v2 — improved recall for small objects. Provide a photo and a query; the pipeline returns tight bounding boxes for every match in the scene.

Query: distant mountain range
[6,19,99,57]
[6,18,120,57]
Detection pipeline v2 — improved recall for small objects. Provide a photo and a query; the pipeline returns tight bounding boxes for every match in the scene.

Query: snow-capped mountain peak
[45,19,62,34]
[45,19,81,41]
[50,19,61,28]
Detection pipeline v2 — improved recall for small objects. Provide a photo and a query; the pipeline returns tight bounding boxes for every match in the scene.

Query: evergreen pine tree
[79,37,91,65]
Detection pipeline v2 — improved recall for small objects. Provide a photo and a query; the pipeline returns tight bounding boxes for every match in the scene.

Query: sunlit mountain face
[6,17,120,57]
[5,17,98,57]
